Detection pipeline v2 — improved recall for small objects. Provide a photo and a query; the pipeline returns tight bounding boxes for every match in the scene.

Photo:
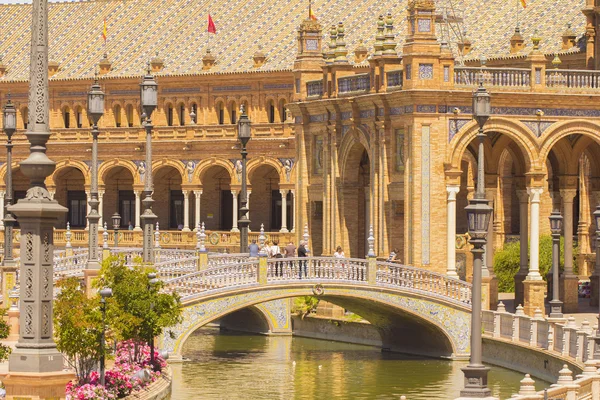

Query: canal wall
[291,315,382,347]
[125,366,172,400]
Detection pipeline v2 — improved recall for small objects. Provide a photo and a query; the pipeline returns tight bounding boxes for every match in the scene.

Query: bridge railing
[266,257,368,282]
[207,253,250,268]
[156,256,199,281]
[376,262,472,305]
[161,261,259,297]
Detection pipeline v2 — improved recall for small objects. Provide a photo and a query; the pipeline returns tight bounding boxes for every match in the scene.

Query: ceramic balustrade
[266,257,367,282]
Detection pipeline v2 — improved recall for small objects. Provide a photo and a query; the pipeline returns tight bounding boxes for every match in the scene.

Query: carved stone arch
[0,159,21,186]
[338,125,371,179]
[152,158,186,182]
[50,159,91,187]
[539,120,600,173]
[195,157,234,184]
[447,118,538,173]
[98,159,140,186]
[247,156,284,184]
[489,136,527,175]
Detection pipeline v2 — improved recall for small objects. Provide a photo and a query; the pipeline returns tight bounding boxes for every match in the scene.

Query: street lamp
[140,62,158,264]
[99,287,113,387]
[147,272,159,370]
[549,210,563,318]
[86,72,104,270]
[112,212,121,248]
[593,205,600,360]
[2,96,16,271]
[237,105,251,253]
[460,80,493,398]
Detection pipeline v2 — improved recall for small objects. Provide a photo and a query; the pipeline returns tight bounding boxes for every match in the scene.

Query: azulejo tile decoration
[419,64,434,80]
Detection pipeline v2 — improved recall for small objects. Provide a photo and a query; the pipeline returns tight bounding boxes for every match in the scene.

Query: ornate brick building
[1,0,600,313]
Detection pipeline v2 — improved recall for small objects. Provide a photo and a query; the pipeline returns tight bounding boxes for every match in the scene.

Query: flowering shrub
[66,340,166,399]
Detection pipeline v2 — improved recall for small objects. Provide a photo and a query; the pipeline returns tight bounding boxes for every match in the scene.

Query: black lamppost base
[549,299,564,319]
[459,365,492,398]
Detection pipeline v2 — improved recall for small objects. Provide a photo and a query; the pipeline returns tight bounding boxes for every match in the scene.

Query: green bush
[493,235,578,293]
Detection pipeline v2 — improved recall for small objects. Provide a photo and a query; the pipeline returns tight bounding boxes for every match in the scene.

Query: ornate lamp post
[112,212,121,248]
[7,0,69,378]
[2,96,17,275]
[140,63,158,263]
[549,210,563,319]
[237,105,251,253]
[99,287,112,386]
[593,205,600,361]
[460,80,493,398]
[147,272,159,369]
[86,73,104,270]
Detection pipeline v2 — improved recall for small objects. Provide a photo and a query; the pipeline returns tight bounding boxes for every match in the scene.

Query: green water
[169,327,547,400]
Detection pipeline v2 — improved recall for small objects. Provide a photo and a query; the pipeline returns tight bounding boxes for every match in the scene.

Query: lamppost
[593,205,600,361]
[237,105,251,253]
[460,80,493,398]
[2,96,16,272]
[147,272,159,369]
[86,72,104,270]
[549,210,563,319]
[140,63,158,264]
[112,212,121,248]
[99,287,112,387]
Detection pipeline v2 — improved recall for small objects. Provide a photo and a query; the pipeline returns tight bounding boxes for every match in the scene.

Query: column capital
[231,189,237,196]
[516,189,529,203]
[280,189,289,196]
[446,185,460,201]
[527,187,543,202]
[193,190,203,196]
[559,188,578,203]
[182,190,189,196]
[98,189,105,196]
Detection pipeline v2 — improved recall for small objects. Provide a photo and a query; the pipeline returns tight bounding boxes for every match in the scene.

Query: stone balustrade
[338,73,370,95]
[306,80,324,98]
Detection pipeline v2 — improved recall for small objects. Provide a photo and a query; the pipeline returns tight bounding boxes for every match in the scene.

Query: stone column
[247,190,251,232]
[560,188,579,313]
[98,190,104,230]
[85,191,91,230]
[231,190,239,232]
[0,191,5,230]
[134,190,142,231]
[446,185,460,278]
[290,189,296,233]
[514,190,529,308]
[182,190,190,232]
[280,189,289,233]
[193,190,202,231]
[524,187,545,316]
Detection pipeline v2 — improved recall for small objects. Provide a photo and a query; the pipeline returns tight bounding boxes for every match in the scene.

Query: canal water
[169,327,547,399]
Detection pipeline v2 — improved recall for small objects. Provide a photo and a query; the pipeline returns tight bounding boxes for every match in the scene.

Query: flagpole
[516,0,520,30]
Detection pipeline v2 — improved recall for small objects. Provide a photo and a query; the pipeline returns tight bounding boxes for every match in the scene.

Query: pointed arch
[338,126,371,180]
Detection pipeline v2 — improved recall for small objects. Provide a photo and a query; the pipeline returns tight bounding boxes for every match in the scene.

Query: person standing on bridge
[298,241,308,279]
[249,239,259,257]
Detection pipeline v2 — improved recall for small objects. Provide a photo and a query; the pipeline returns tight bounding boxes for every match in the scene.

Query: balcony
[306,80,324,98]
[338,73,370,96]
[545,69,600,90]
[386,70,403,91]
[454,67,531,89]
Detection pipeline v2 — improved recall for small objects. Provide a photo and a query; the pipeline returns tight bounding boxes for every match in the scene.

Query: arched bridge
[158,257,473,360]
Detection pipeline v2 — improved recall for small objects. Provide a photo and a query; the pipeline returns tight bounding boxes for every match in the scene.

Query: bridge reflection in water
[168,327,547,400]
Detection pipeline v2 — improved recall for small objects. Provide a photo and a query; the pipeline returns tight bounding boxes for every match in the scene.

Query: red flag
[208,14,216,34]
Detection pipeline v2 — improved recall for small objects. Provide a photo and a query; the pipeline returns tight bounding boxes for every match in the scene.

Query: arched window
[167,104,174,126]
[190,103,198,124]
[126,104,134,127]
[230,102,237,124]
[278,99,287,122]
[63,107,71,128]
[21,107,28,130]
[217,102,224,125]
[114,105,122,127]
[75,106,83,128]
[268,100,275,124]
[179,104,185,126]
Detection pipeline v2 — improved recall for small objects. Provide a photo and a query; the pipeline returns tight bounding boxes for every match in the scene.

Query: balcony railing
[338,73,370,95]
[386,70,403,90]
[546,68,600,89]
[454,67,531,88]
[306,80,324,98]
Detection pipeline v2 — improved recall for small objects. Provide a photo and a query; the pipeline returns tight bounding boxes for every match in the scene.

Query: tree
[292,296,320,319]
[95,256,183,367]
[54,278,103,385]
[494,235,578,292]
[0,308,11,363]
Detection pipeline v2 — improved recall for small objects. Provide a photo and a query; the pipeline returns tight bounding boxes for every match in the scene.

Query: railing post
[196,222,208,271]
[65,222,73,256]
[367,225,377,284]
[493,302,505,338]
[530,308,543,347]
[102,222,110,261]
[513,305,524,342]
[577,320,591,362]
[258,253,268,285]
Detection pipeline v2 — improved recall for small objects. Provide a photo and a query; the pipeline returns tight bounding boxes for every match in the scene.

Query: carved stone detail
[43,232,50,263]
[25,268,33,298]
[26,232,33,261]
[24,304,33,336]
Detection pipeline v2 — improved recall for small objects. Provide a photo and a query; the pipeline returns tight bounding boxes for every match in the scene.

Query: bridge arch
[162,285,470,360]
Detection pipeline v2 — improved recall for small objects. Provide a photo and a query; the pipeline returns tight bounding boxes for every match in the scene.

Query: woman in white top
[333,246,345,258]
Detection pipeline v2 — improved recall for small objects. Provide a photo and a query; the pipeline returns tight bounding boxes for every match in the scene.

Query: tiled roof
[0,0,586,81]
